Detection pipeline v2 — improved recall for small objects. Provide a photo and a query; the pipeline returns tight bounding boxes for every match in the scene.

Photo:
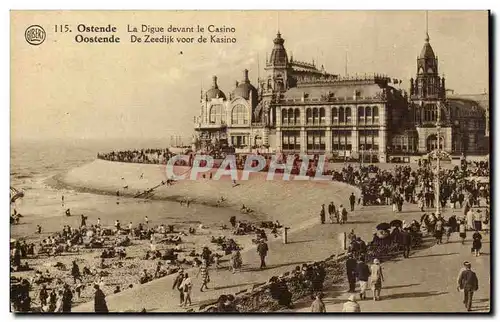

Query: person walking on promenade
[257,240,269,269]
[472,230,482,257]
[172,270,185,306]
[349,193,356,212]
[320,204,326,224]
[459,220,467,244]
[310,293,326,312]
[356,257,370,300]
[180,273,193,307]
[434,215,444,245]
[341,205,348,224]
[94,284,108,313]
[400,228,412,258]
[328,202,335,224]
[342,294,361,312]
[370,259,384,301]
[458,261,479,311]
[197,259,210,292]
[346,253,357,293]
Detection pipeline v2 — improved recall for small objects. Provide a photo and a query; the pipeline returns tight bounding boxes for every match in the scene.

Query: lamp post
[435,103,441,216]
[360,145,365,168]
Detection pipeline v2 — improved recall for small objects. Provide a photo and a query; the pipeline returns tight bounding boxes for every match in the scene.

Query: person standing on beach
[172,270,185,305]
[180,273,193,307]
[144,216,149,226]
[94,284,109,313]
[349,193,356,212]
[197,259,210,292]
[97,218,101,227]
[61,195,64,207]
[257,240,269,269]
[457,261,478,311]
[320,204,326,224]
[62,284,73,312]
[71,261,82,284]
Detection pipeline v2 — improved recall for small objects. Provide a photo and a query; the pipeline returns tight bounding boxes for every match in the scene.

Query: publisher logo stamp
[25,25,46,45]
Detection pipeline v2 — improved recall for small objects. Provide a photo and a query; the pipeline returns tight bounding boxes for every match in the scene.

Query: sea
[10,138,174,221]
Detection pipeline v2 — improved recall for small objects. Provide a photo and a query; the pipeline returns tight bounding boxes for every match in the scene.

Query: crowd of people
[97,148,175,164]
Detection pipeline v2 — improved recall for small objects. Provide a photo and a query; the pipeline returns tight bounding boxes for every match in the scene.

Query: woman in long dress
[94,284,108,313]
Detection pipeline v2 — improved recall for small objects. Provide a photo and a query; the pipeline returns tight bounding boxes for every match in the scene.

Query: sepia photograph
[10,10,490,313]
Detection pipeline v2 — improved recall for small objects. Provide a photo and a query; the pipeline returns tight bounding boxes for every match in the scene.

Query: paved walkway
[73,202,490,313]
[291,230,491,313]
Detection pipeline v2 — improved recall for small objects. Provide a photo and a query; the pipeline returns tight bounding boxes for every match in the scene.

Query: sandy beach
[11,159,359,310]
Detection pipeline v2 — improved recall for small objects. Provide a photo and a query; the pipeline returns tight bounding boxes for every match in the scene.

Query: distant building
[194,29,488,162]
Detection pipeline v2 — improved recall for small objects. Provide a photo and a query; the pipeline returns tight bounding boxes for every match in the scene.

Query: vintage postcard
[10,10,490,313]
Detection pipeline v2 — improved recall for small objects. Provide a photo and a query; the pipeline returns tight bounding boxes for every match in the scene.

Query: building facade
[194,31,488,162]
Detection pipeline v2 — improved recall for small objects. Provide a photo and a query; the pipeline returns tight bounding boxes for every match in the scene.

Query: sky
[11,10,489,141]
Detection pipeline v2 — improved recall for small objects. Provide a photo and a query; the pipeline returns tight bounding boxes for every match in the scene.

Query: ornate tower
[264,32,289,93]
[410,13,451,153]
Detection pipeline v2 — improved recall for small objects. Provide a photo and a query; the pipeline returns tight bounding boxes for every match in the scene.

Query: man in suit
[257,240,269,269]
[345,253,357,293]
[458,261,479,311]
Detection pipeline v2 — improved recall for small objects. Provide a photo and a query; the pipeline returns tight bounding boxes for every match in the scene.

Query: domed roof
[206,76,226,100]
[268,32,288,67]
[419,33,435,59]
[233,69,258,101]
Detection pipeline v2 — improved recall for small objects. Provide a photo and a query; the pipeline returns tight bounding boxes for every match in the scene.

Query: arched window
[373,106,379,123]
[345,107,352,124]
[306,108,312,124]
[282,109,288,124]
[332,107,338,124]
[209,104,225,124]
[231,104,248,125]
[339,107,345,123]
[319,108,326,124]
[287,108,294,124]
[426,134,443,152]
[313,108,319,124]
[365,106,372,124]
[358,106,365,123]
[294,109,300,125]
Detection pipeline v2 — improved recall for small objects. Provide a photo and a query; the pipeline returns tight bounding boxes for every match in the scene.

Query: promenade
[74,200,490,313]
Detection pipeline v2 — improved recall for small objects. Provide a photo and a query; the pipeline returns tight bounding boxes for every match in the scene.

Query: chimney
[243,69,249,83]
[212,75,218,89]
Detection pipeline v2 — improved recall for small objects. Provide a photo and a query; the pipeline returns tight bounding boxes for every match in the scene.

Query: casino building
[193,29,488,163]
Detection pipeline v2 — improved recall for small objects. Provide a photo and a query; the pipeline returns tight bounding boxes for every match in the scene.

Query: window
[282,131,300,150]
[332,130,351,152]
[307,131,325,151]
[339,107,345,124]
[294,109,300,125]
[319,108,326,124]
[209,104,225,124]
[358,106,365,123]
[232,104,249,125]
[282,109,288,125]
[306,108,313,124]
[359,130,379,151]
[365,106,372,124]
[312,108,319,125]
[332,107,338,124]
[345,107,352,124]
[424,104,437,122]
[373,106,379,123]
[287,108,294,124]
